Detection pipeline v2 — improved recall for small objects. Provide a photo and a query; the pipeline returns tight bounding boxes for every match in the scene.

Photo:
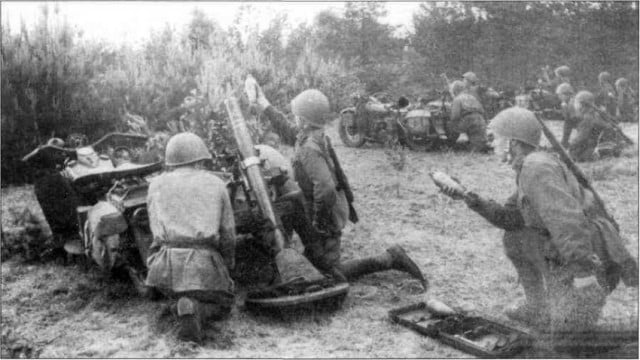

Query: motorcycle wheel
[338,112,366,147]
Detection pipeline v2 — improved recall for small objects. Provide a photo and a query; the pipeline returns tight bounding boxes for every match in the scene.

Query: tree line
[2,2,637,184]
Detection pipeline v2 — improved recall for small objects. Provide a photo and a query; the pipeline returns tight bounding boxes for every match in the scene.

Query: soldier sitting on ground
[244,76,427,289]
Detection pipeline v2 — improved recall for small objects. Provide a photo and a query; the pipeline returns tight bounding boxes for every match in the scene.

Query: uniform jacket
[595,83,617,116]
[517,152,635,283]
[570,109,611,162]
[262,106,350,233]
[470,151,636,287]
[560,97,580,148]
[145,167,236,293]
[450,93,484,126]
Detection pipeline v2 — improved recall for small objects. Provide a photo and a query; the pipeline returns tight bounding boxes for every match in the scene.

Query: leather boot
[387,245,427,290]
[338,246,426,290]
[176,297,202,343]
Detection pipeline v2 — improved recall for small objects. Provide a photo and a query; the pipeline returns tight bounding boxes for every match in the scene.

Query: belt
[154,237,217,251]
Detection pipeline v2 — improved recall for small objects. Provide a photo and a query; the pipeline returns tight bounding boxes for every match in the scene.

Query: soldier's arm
[218,186,237,270]
[298,147,336,223]
[261,106,299,146]
[465,192,524,231]
[519,159,598,276]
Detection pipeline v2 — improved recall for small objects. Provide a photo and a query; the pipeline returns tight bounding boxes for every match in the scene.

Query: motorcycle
[21,132,308,297]
[338,92,459,151]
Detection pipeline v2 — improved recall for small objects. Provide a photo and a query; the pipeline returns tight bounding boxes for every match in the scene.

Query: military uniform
[146,167,236,305]
[145,133,236,342]
[595,82,617,118]
[569,109,618,162]
[450,93,490,152]
[616,79,636,123]
[560,97,580,149]
[254,87,426,287]
[466,151,637,332]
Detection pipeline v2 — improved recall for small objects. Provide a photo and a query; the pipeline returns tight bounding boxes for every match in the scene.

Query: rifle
[533,112,619,231]
[325,136,359,224]
[586,103,634,145]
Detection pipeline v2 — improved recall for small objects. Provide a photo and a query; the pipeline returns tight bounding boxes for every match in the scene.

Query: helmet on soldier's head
[575,90,595,106]
[555,65,571,78]
[598,71,611,83]
[164,132,212,167]
[462,72,478,84]
[555,82,574,96]
[47,137,65,147]
[291,89,330,128]
[450,80,466,97]
[574,90,595,115]
[615,77,629,90]
[489,107,541,148]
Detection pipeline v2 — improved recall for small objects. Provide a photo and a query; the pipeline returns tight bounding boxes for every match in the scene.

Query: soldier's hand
[440,186,465,200]
[463,191,482,208]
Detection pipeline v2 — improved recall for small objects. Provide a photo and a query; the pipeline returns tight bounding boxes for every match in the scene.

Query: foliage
[2,2,638,185]
[410,2,639,90]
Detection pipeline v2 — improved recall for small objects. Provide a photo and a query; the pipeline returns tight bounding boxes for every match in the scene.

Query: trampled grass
[1,120,637,357]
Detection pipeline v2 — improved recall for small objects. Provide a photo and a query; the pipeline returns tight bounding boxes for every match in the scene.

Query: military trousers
[503,228,607,334]
[456,113,488,152]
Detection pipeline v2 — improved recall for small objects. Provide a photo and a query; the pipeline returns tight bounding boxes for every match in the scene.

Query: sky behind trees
[1,1,421,45]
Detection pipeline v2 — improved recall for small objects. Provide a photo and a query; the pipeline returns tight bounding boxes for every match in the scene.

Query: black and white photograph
[1,1,638,358]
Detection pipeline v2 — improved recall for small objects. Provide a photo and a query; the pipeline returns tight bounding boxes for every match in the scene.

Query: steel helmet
[555,82,574,96]
[598,71,611,83]
[462,71,478,84]
[615,77,629,90]
[47,137,65,147]
[554,65,571,78]
[291,89,330,128]
[489,107,541,147]
[450,80,466,97]
[575,90,595,106]
[164,132,212,167]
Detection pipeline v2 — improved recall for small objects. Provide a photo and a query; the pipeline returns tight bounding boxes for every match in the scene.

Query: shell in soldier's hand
[429,171,466,195]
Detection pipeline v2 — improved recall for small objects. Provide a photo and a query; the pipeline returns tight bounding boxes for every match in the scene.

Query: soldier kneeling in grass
[145,132,236,343]
[440,107,637,337]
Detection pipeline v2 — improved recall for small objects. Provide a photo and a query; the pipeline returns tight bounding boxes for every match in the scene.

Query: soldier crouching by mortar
[145,132,236,343]
[244,75,427,289]
[438,107,638,339]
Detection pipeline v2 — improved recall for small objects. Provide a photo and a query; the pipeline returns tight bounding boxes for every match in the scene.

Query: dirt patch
[1,120,637,357]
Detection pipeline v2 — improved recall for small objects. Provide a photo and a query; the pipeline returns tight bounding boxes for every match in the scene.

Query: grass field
[1,120,638,358]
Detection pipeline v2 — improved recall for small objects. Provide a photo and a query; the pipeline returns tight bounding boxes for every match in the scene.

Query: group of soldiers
[539,65,635,161]
[143,73,637,345]
[145,81,426,342]
[443,66,636,162]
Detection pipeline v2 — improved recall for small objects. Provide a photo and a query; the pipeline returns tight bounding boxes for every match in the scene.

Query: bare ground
[1,120,638,358]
